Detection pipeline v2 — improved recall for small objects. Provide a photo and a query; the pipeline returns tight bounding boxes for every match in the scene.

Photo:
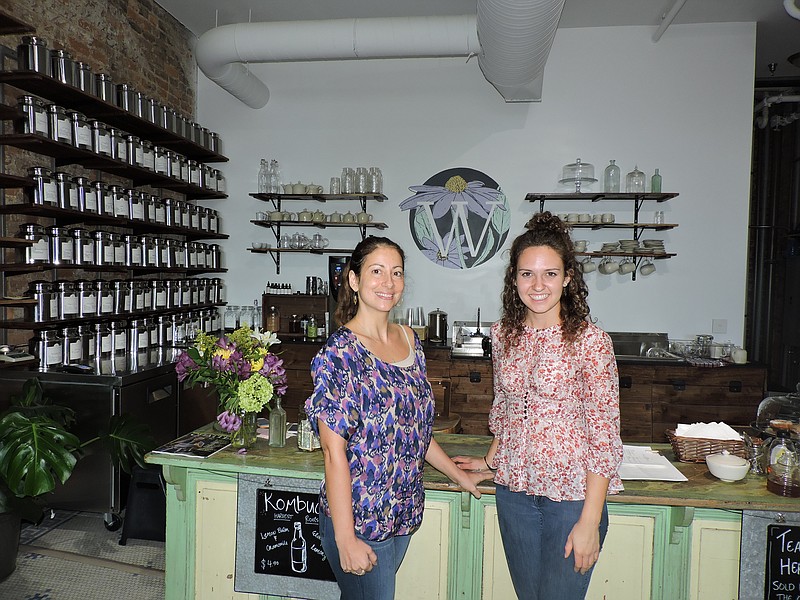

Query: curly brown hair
[499,211,590,346]
[333,236,406,327]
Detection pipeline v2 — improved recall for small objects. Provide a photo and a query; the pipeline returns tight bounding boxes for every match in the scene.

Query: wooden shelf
[579,252,676,259]
[0,134,227,199]
[0,103,23,121]
[248,247,354,255]
[0,71,227,163]
[567,222,678,231]
[0,173,34,189]
[251,219,388,230]
[525,192,679,203]
[0,236,33,248]
[0,9,35,34]
[250,192,386,202]
[0,298,36,307]
[0,262,227,276]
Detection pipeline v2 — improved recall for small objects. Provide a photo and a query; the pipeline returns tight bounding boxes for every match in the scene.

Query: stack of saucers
[619,240,640,254]
[600,242,619,253]
[642,239,666,254]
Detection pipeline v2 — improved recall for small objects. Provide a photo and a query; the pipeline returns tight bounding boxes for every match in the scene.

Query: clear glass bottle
[269,159,281,194]
[625,165,645,193]
[651,168,662,193]
[266,305,280,332]
[603,160,620,193]
[306,314,318,339]
[258,158,267,193]
[269,396,287,448]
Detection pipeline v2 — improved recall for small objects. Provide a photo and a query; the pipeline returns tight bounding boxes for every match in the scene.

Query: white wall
[196,22,756,345]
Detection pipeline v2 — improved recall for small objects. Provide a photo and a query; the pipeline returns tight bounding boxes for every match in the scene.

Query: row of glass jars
[31,308,222,372]
[26,277,224,323]
[18,224,222,270]
[18,97,225,193]
[25,172,221,233]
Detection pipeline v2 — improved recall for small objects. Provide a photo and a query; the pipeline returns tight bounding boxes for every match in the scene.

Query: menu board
[236,474,339,599]
[765,524,800,599]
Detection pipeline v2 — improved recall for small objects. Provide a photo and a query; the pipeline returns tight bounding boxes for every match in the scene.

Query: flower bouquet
[175,326,287,448]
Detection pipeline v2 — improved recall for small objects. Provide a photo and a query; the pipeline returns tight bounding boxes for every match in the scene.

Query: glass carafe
[603,160,620,193]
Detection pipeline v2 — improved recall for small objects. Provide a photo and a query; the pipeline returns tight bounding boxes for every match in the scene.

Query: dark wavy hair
[334,236,406,327]
[499,211,590,346]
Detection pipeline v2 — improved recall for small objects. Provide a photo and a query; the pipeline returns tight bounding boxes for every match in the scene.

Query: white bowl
[705,452,749,482]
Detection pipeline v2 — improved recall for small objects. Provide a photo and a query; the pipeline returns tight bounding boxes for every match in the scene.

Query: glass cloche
[559,158,597,193]
[756,384,800,430]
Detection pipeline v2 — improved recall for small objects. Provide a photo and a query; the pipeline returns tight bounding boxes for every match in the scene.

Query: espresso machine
[328,256,350,320]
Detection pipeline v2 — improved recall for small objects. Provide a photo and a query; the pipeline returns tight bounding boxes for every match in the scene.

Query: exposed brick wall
[0,1,196,347]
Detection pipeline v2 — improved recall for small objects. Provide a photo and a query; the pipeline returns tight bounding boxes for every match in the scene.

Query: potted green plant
[0,377,155,580]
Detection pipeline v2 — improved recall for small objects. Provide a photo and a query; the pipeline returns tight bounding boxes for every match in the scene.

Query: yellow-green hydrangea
[237,373,274,413]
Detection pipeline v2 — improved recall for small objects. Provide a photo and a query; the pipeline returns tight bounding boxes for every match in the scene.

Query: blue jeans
[319,512,412,600]
[495,484,609,600]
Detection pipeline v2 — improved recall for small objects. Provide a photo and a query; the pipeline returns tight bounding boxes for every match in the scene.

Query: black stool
[119,465,166,545]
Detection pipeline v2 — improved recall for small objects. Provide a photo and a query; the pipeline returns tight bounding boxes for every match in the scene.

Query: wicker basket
[665,430,748,463]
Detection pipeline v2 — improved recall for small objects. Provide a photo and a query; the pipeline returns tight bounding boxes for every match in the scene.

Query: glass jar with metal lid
[94,280,113,316]
[110,127,127,162]
[55,281,79,319]
[50,49,75,86]
[127,188,144,221]
[46,104,71,144]
[92,230,114,266]
[188,203,200,230]
[116,83,136,113]
[124,234,143,267]
[141,140,155,171]
[90,180,113,217]
[32,329,63,371]
[72,176,93,213]
[126,135,142,167]
[75,279,98,318]
[28,166,57,206]
[187,160,202,187]
[68,111,92,150]
[94,73,114,103]
[109,320,128,356]
[150,280,167,310]
[109,232,125,266]
[48,226,74,265]
[18,96,48,136]
[27,280,55,322]
[71,227,94,265]
[17,36,51,75]
[91,120,112,156]
[52,171,78,211]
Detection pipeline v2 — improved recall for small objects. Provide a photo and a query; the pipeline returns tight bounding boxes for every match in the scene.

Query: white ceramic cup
[592,214,603,223]
[619,260,636,274]
[573,240,587,252]
[601,213,615,224]
[732,348,747,364]
[639,262,656,276]
[567,213,579,222]
[581,259,596,273]
[579,213,591,223]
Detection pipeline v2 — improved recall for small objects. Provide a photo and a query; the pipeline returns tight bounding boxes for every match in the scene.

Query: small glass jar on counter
[29,166,57,206]
[91,120,112,157]
[69,110,92,150]
[55,281,79,319]
[18,95,48,136]
[46,104,71,144]
[297,405,321,452]
[18,223,50,264]
[71,227,94,265]
[52,171,78,210]
[48,225,74,265]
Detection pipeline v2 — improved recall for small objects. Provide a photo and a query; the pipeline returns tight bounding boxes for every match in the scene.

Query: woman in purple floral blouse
[306,236,480,600]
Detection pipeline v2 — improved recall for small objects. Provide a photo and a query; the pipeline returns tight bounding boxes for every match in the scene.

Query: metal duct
[195,2,566,108]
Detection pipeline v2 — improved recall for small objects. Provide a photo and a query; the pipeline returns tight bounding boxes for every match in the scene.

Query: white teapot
[298,208,313,222]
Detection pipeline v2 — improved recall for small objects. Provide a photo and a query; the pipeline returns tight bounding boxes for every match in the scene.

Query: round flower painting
[400,168,510,269]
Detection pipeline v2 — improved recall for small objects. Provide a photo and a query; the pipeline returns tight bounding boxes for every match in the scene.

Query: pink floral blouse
[488,321,624,501]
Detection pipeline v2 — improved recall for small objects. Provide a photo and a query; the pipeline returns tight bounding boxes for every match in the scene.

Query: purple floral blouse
[306,326,435,541]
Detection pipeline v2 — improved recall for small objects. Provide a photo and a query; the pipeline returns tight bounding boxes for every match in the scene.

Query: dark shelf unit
[0,71,227,163]
[0,172,34,189]
[0,9,35,35]
[0,263,227,275]
[0,134,226,199]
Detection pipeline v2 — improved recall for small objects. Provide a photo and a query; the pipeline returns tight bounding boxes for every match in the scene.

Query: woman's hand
[452,455,490,472]
[564,518,601,575]
[337,536,378,576]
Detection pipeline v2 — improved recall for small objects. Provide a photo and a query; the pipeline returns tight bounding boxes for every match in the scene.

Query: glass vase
[230,411,258,449]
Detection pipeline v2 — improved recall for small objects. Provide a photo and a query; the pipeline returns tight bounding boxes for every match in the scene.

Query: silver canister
[188,203,199,230]
[92,230,114,266]
[197,244,209,269]
[127,189,144,221]
[127,319,149,369]
[178,155,189,182]
[52,171,78,210]
[208,208,220,233]
[48,225,74,265]
[189,279,200,304]
[90,180,112,217]
[27,280,55,323]
[110,281,131,314]
[18,224,50,264]
[75,62,94,95]
[187,160,201,187]
[202,165,214,190]
[32,329,63,371]
[152,196,166,225]
[110,127,127,162]
[164,107,178,133]
[186,241,198,268]
[72,176,92,213]
[133,92,147,119]
[164,279,178,308]
[198,127,210,149]
[75,280,97,318]
[124,234,143,267]
[28,166,57,206]
[157,314,173,348]
[109,320,128,356]
[61,327,82,365]
[215,170,226,194]
[94,73,114,103]
[91,120,112,157]
[154,146,169,175]
[116,83,137,113]
[179,200,191,229]
[125,135,142,167]
[148,98,164,125]
[210,278,223,304]
[139,192,152,223]
[208,131,220,154]
[109,232,125,266]
[56,281,79,319]
[68,111,92,150]
[141,235,156,267]
[150,237,164,268]
[71,227,94,265]
[169,151,182,180]
[138,281,151,312]
[151,280,167,310]
[174,239,187,268]
[208,244,221,270]
[176,114,189,139]
[94,280,114,316]
[141,140,155,171]
[50,49,75,86]
[179,279,191,306]
[162,238,176,268]
[46,104,71,144]
[17,36,51,75]
[109,185,128,219]
[197,206,210,232]
[92,322,112,363]
[18,96,48,136]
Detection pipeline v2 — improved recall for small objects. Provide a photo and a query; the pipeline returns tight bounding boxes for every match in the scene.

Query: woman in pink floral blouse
[454,212,623,600]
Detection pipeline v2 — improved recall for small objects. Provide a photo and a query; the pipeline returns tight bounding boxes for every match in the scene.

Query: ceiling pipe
[754,94,800,129]
[652,0,689,43]
[195,1,566,109]
[785,0,800,20]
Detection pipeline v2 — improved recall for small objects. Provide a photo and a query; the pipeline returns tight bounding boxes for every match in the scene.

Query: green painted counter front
[146,434,799,600]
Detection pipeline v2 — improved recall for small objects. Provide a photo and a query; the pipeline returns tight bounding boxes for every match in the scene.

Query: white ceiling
[155,0,800,82]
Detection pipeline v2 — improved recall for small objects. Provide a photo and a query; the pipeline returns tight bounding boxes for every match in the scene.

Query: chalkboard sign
[236,474,339,599]
[765,524,800,599]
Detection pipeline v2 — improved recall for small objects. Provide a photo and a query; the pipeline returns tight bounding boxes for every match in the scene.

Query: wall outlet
[712,319,727,334]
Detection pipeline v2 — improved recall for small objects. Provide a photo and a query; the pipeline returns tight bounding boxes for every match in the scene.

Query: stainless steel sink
[607,331,686,363]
